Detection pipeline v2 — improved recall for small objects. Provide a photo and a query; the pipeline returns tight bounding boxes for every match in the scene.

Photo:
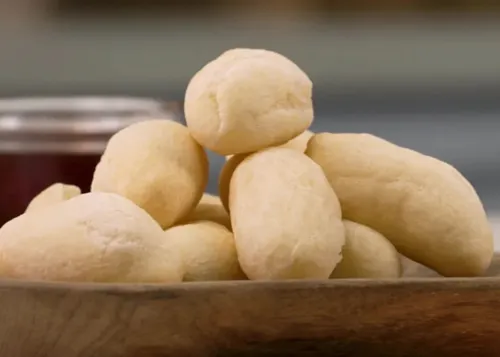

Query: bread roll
[91,119,209,229]
[230,147,345,280]
[330,220,401,279]
[26,183,81,213]
[218,154,249,213]
[306,133,493,277]
[0,192,183,283]
[165,221,245,281]
[177,193,231,230]
[400,255,440,278]
[185,48,313,155]
[220,130,314,211]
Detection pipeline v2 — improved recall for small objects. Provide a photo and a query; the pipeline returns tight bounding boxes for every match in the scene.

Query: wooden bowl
[1,255,500,357]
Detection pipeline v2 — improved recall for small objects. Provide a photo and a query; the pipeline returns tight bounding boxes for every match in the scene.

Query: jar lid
[0,96,182,153]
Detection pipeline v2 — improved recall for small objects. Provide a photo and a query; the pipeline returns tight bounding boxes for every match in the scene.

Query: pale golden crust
[91,119,209,229]
[220,130,314,213]
[306,133,493,277]
[230,147,345,280]
[185,48,313,155]
[165,221,246,281]
[0,192,183,283]
[330,220,401,279]
[218,153,250,213]
[177,193,231,230]
[25,183,81,213]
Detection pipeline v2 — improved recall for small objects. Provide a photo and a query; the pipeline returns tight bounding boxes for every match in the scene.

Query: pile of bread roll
[0,48,493,284]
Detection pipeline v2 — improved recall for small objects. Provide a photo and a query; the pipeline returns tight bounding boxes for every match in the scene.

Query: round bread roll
[177,193,231,230]
[185,48,314,155]
[306,132,493,277]
[230,147,345,280]
[330,220,401,279]
[0,192,183,283]
[91,119,209,229]
[165,221,245,282]
[26,183,81,213]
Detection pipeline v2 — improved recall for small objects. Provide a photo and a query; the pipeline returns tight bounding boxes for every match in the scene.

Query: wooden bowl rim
[1,276,499,294]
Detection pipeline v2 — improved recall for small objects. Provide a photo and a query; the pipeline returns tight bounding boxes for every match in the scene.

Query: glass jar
[0,96,181,226]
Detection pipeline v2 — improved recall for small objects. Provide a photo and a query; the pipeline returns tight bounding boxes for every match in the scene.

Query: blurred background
[0,0,498,234]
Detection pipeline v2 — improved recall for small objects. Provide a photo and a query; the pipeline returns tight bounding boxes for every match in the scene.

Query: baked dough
[0,192,183,283]
[26,183,81,213]
[165,221,245,281]
[331,220,401,279]
[177,193,231,230]
[91,119,209,229]
[230,147,345,280]
[185,48,313,155]
[306,132,493,277]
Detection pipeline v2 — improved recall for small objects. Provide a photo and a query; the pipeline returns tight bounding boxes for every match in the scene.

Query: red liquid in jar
[0,153,101,226]
[0,97,180,226]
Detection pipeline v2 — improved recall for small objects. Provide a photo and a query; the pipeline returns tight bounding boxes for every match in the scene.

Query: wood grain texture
[1,255,500,357]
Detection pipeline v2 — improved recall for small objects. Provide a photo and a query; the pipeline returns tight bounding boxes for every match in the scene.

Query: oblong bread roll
[0,192,183,283]
[306,132,493,277]
[230,147,345,280]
